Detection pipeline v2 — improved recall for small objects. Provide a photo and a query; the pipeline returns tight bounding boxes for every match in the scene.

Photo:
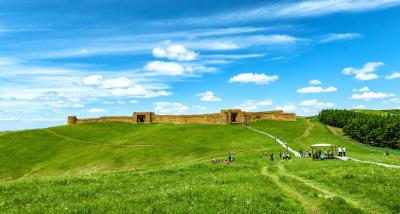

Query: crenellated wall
[67,109,296,125]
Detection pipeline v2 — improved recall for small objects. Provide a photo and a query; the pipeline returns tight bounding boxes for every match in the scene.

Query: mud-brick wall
[152,113,226,124]
[76,116,134,124]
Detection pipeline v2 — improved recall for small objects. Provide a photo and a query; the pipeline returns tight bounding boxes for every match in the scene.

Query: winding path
[294,119,313,150]
[261,162,382,214]
[245,126,301,157]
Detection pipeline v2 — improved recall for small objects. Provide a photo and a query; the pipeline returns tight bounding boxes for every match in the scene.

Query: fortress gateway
[68,109,295,125]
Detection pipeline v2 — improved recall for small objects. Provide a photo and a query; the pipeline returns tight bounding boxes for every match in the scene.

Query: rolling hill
[0,119,399,213]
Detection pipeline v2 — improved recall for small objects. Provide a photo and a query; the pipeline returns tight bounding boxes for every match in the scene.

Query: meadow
[0,119,399,213]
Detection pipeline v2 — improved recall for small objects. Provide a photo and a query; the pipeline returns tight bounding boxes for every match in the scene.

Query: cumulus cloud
[152,44,198,61]
[386,72,400,79]
[101,77,132,89]
[229,73,278,85]
[235,99,273,111]
[299,99,335,108]
[321,33,362,43]
[275,104,296,112]
[144,61,186,76]
[342,62,383,80]
[351,91,395,101]
[88,108,106,113]
[196,91,221,102]
[297,86,337,93]
[352,87,370,92]
[83,74,103,85]
[309,79,321,85]
[154,102,189,114]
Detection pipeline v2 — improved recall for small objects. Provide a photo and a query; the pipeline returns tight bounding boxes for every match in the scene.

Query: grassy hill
[1,119,400,213]
[352,109,400,116]
[0,122,279,180]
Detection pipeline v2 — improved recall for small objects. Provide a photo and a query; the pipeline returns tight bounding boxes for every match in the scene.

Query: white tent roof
[311,144,333,147]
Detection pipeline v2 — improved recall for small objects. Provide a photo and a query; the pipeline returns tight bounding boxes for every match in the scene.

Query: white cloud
[321,33,362,43]
[83,75,103,85]
[351,91,395,101]
[154,102,189,114]
[342,62,383,80]
[235,99,273,111]
[101,77,132,89]
[196,91,221,102]
[144,61,186,76]
[299,99,335,108]
[88,108,106,113]
[352,87,370,92]
[129,100,139,104]
[297,86,337,93]
[386,72,400,79]
[110,85,172,98]
[229,73,278,85]
[309,79,321,85]
[153,44,198,61]
[275,104,296,112]
[168,0,400,25]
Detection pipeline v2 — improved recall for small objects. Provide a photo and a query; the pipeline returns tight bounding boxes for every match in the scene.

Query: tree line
[319,109,400,149]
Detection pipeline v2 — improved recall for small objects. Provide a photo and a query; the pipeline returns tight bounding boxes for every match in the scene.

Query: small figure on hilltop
[269,153,274,161]
[228,152,232,162]
[343,147,346,156]
[338,146,343,157]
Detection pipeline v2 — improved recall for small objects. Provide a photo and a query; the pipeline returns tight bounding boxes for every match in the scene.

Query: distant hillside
[352,109,400,116]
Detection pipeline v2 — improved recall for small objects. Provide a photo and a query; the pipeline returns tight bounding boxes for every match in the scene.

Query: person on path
[343,147,346,156]
[228,152,232,162]
[270,153,274,161]
[338,146,343,157]
[279,152,282,159]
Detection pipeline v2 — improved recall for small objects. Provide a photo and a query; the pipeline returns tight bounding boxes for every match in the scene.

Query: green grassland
[0,119,400,213]
[0,122,280,180]
[352,109,400,116]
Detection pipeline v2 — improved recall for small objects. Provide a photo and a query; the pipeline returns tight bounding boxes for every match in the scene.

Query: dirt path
[294,119,313,150]
[245,126,301,157]
[261,165,319,214]
[262,162,382,214]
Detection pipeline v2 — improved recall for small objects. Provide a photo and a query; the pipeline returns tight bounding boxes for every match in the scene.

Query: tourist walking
[269,153,274,161]
[338,146,343,157]
[343,147,346,156]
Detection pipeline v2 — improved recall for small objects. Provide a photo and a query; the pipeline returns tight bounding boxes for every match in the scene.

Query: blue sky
[1,0,400,131]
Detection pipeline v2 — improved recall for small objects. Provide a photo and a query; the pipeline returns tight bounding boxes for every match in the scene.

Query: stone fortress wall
[67,109,296,125]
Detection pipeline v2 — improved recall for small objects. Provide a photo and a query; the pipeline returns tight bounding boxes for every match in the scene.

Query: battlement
[68,109,296,125]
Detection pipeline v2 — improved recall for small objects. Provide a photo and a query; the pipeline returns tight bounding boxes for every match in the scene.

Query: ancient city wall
[71,116,134,124]
[152,113,225,124]
[68,109,296,125]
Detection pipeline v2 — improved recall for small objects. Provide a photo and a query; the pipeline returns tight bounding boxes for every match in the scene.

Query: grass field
[0,119,399,213]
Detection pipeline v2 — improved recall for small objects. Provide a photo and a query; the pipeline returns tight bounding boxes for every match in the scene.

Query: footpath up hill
[249,118,400,165]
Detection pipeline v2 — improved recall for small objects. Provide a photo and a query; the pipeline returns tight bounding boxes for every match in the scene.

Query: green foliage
[319,109,400,149]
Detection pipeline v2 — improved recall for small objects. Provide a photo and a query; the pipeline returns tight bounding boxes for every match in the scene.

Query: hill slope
[1,119,400,213]
[0,122,279,180]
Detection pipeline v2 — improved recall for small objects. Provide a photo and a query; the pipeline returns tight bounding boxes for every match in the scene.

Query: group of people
[299,149,312,158]
[211,152,235,165]
[337,146,347,157]
[279,152,291,160]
